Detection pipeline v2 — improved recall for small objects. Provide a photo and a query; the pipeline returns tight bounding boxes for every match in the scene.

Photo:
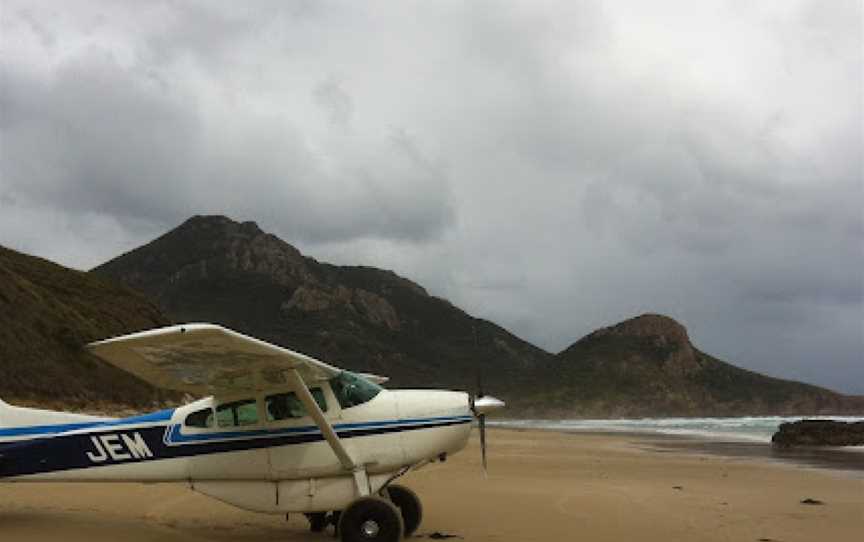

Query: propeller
[478,373,487,474]
[469,322,505,476]
[469,375,505,476]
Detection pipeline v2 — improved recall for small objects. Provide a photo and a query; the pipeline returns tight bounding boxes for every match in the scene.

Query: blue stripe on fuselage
[163,414,473,445]
[0,409,175,438]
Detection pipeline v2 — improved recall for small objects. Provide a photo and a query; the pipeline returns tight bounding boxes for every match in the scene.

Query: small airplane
[0,323,504,541]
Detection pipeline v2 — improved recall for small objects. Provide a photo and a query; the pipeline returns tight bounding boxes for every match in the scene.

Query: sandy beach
[1,428,861,542]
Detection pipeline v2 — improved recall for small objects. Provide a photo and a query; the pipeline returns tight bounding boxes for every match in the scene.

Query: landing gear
[338,496,404,542]
[386,484,423,537]
[299,485,422,540]
[305,512,328,533]
[303,511,341,535]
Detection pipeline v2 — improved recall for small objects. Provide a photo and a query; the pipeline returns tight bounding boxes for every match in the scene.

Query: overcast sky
[1,1,862,393]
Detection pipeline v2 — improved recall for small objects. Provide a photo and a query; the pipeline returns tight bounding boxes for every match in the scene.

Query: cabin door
[267,382,343,479]
[186,397,271,481]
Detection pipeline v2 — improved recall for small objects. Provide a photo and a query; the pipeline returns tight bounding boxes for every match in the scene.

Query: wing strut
[285,369,370,496]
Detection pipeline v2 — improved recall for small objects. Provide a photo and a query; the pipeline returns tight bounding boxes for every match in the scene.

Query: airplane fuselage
[0,388,472,513]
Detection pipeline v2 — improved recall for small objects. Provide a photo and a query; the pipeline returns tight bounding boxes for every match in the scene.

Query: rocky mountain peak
[95,215,313,293]
[600,313,690,346]
[93,215,553,389]
[559,313,697,378]
[541,311,864,417]
[179,215,269,240]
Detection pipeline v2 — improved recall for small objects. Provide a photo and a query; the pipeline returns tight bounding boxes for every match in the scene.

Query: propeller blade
[479,413,487,477]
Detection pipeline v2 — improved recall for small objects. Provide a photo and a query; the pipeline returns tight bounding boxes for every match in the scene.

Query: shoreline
[490,423,864,479]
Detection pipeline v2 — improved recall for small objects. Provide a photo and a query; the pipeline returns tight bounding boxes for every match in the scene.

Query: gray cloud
[1,0,861,393]
[314,77,354,128]
[0,1,455,247]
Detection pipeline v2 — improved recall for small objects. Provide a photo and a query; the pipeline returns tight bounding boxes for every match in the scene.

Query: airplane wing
[86,323,345,396]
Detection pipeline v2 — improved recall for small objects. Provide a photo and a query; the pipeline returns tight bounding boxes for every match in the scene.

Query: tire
[386,484,423,537]
[339,496,404,542]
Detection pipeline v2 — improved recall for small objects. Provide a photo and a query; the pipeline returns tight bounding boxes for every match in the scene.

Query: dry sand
[1,428,862,541]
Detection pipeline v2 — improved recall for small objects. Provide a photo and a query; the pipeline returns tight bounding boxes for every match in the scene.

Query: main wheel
[339,496,404,542]
[386,484,423,537]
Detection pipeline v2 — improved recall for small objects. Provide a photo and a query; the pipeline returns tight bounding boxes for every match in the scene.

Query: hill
[1,215,860,417]
[91,216,864,417]
[0,246,175,410]
[514,314,864,417]
[92,216,551,392]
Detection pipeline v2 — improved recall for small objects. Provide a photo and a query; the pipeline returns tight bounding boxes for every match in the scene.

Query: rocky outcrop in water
[771,419,864,447]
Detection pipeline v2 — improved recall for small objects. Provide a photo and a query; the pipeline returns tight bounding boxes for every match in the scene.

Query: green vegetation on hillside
[0,246,175,410]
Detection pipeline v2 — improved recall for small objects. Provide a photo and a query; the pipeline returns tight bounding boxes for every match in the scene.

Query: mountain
[92,217,864,416]
[513,314,864,417]
[5,216,861,417]
[0,246,175,410]
[93,216,551,392]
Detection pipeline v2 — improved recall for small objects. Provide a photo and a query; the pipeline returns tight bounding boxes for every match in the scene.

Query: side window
[216,399,259,427]
[235,400,259,426]
[266,388,327,421]
[185,408,214,428]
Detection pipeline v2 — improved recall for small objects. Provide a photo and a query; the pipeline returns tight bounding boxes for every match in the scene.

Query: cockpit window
[266,388,328,421]
[329,371,383,409]
[216,399,259,427]
[185,407,214,428]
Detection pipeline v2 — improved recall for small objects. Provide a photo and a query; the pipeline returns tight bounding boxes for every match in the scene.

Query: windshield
[329,371,383,409]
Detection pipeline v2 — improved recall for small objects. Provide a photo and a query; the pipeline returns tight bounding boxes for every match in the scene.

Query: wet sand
[1,429,862,541]
[644,436,864,478]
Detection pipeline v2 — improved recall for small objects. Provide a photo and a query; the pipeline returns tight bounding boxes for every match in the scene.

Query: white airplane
[0,323,504,541]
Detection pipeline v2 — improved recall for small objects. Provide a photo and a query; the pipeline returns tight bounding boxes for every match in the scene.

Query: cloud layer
[1,1,861,392]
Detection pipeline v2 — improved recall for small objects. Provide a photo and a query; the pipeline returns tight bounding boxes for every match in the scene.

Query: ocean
[489,416,864,443]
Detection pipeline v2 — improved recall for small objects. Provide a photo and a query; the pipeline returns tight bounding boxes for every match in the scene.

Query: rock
[800,498,824,505]
[283,286,333,312]
[771,420,864,447]
[352,289,401,331]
